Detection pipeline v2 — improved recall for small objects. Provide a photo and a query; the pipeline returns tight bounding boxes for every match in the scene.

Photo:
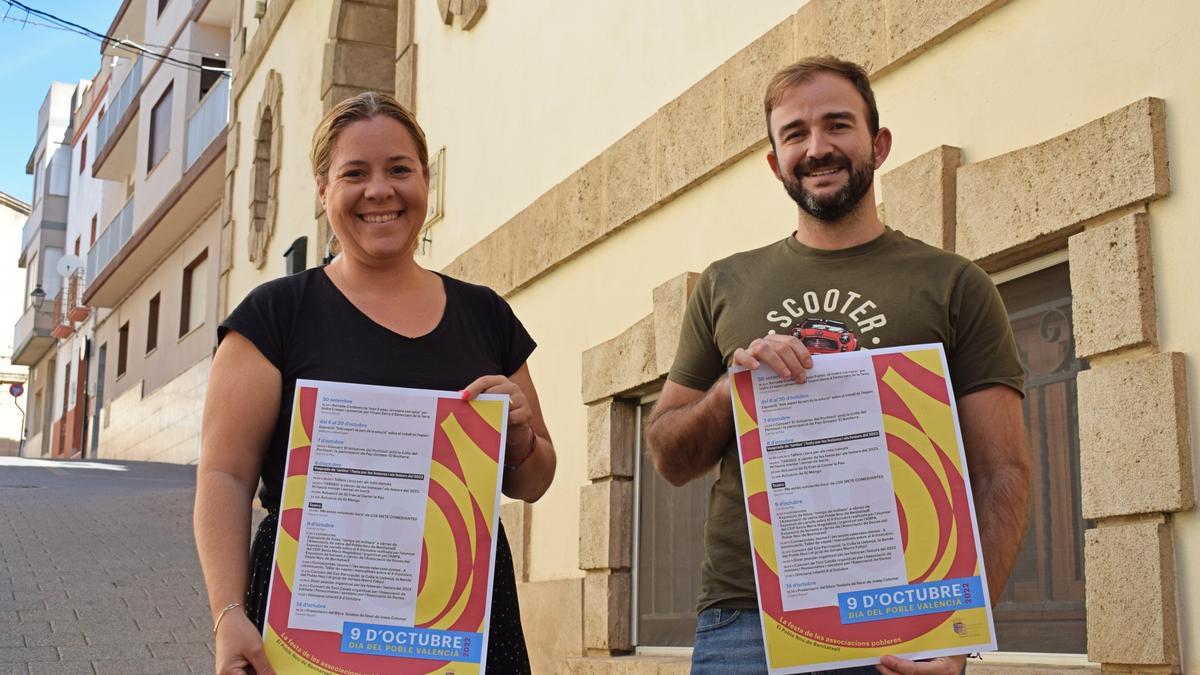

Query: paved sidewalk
[0,458,215,674]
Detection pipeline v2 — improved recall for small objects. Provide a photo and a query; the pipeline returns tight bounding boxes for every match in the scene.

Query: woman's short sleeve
[490,290,536,376]
[218,276,301,371]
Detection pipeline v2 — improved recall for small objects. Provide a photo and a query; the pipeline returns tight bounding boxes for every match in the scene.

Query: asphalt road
[0,457,215,674]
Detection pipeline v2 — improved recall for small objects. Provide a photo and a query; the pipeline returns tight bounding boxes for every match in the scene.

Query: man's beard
[782,153,875,222]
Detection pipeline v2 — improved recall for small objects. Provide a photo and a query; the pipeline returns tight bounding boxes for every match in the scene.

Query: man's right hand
[215,612,274,675]
[732,332,814,383]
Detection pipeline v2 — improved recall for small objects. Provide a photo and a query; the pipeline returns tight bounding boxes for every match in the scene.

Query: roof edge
[0,192,31,216]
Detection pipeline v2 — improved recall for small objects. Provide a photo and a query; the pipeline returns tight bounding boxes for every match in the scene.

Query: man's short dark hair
[764,56,880,147]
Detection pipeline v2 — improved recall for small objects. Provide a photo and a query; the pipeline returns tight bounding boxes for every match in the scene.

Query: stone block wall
[97,357,211,464]
[573,273,698,663]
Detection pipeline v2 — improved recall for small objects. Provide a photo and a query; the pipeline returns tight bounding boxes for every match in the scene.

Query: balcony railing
[96,56,144,151]
[86,195,135,286]
[12,301,55,366]
[185,76,230,169]
[19,207,41,257]
[66,270,89,322]
[51,290,72,339]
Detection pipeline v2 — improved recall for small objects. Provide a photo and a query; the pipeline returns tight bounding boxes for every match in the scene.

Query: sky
[0,1,124,203]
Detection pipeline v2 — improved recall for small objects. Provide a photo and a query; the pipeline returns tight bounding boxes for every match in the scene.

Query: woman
[194,92,555,675]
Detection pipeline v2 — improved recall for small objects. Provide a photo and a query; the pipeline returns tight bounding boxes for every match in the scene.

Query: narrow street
[0,458,216,674]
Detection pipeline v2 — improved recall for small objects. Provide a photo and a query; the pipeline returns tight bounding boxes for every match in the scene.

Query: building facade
[80,0,233,463]
[10,0,234,462]
[11,0,1197,672]
[14,82,75,458]
[0,191,31,455]
[223,1,1195,673]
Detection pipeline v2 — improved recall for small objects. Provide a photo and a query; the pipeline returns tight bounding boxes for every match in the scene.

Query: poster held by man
[730,344,997,673]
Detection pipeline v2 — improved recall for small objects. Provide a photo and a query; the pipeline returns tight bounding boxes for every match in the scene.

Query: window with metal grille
[993,261,1088,653]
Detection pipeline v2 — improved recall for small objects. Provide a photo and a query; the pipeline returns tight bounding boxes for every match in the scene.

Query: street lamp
[30,285,45,310]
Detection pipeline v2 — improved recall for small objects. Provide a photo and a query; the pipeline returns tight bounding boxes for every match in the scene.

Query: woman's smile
[358,210,404,224]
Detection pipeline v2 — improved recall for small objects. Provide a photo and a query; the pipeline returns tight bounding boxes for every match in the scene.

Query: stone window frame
[578,272,698,656]
[247,70,283,269]
[575,97,1192,672]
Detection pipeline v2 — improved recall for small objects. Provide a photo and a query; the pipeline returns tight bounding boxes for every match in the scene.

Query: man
[645,57,1031,675]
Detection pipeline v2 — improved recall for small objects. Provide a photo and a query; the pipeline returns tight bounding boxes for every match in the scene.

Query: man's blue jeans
[691,608,882,674]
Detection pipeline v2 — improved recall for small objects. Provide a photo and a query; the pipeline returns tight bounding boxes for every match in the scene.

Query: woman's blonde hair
[310,91,429,183]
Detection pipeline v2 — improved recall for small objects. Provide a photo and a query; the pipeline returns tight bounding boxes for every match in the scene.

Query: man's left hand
[876,654,966,675]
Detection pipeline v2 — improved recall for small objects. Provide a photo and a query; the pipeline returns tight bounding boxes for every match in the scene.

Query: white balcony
[96,56,143,151]
[86,195,135,288]
[12,301,56,366]
[185,76,229,170]
[94,56,144,180]
[18,196,68,267]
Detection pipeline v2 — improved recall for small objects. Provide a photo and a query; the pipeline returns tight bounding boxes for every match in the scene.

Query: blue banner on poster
[339,622,483,662]
[837,577,986,624]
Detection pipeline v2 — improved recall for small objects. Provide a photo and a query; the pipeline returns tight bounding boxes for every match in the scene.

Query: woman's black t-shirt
[218,266,536,672]
[219,266,536,509]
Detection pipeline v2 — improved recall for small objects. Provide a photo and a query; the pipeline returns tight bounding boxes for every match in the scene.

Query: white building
[13,82,74,457]
[0,191,31,455]
[80,0,233,462]
[10,0,234,461]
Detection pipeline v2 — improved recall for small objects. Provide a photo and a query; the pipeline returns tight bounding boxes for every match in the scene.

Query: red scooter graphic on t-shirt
[789,317,859,353]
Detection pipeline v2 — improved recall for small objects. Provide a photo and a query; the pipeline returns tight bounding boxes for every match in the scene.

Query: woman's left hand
[876,655,967,675]
[461,375,535,460]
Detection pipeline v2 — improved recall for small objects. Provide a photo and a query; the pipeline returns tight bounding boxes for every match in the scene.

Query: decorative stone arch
[248,69,283,269]
[313,0,401,263]
[436,0,486,29]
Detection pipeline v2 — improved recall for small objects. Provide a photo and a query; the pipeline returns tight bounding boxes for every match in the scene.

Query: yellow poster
[731,344,995,673]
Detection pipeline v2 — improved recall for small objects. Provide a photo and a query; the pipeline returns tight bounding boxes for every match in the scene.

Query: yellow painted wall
[498,0,1200,660]
[225,1,1200,661]
[225,0,332,304]
[413,0,803,271]
[871,1,1200,661]
[408,0,799,584]
[511,149,791,582]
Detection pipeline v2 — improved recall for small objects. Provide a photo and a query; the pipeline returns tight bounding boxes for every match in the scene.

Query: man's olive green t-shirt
[667,228,1024,613]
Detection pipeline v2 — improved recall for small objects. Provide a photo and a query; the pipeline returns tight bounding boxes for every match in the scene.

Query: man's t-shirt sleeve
[947,262,1026,397]
[667,267,726,391]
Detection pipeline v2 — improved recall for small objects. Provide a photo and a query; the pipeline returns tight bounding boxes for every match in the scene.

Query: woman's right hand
[214,612,275,675]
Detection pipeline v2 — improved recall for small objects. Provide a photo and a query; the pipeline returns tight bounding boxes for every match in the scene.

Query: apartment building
[8,0,234,462]
[13,82,75,458]
[0,191,31,455]
[72,0,234,463]
[223,2,1200,673]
